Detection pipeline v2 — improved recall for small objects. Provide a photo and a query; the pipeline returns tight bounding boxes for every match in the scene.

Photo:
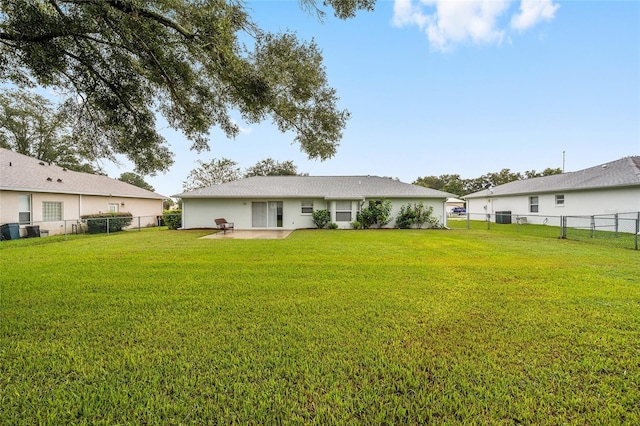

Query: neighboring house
[464,156,640,224]
[0,148,166,236]
[446,197,466,212]
[174,175,455,230]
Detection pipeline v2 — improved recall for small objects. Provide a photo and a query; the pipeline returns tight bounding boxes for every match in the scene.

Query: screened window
[301,201,313,214]
[18,194,31,224]
[555,195,565,206]
[335,201,352,222]
[529,196,539,213]
[108,203,119,213]
[42,202,63,221]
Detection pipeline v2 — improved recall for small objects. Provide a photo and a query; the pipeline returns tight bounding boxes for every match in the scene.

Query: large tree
[244,158,299,177]
[118,172,155,192]
[0,0,373,174]
[0,88,98,172]
[182,157,241,191]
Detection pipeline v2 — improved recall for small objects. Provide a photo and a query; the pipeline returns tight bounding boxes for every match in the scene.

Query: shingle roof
[175,175,455,199]
[465,156,640,199]
[0,148,165,199]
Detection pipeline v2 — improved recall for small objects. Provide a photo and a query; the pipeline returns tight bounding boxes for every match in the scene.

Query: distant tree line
[413,167,563,197]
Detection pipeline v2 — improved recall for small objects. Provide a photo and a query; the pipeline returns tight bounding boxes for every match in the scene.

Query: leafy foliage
[0,89,98,173]
[356,199,392,229]
[395,202,435,229]
[312,209,330,229]
[414,167,563,196]
[244,158,299,177]
[0,1,366,173]
[163,210,182,230]
[118,172,154,192]
[182,158,241,191]
[80,212,133,233]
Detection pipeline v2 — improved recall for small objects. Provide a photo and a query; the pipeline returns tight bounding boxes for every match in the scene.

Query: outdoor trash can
[495,211,512,224]
[1,223,21,240]
[26,225,41,238]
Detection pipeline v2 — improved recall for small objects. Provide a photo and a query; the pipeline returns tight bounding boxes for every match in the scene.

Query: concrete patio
[199,230,293,240]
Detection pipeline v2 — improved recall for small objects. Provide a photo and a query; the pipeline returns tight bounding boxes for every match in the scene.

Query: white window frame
[529,196,539,213]
[335,201,352,222]
[555,195,565,206]
[108,203,119,213]
[42,201,63,222]
[301,201,314,215]
[18,194,31,225]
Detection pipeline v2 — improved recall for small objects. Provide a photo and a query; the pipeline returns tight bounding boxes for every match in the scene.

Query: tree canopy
[414,167,563,196]
[0,0,374,174]
[0,88,98,173]
[243,158,299,177]
[118,172,155,192]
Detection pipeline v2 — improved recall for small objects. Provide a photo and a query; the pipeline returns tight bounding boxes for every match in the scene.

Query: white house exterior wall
[181,197,447,230]
[467,187,640,225]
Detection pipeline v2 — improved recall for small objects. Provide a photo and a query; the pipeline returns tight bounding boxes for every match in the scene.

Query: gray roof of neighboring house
[175,175,455,199]
[465,156,640,199]
[0,148,165,199]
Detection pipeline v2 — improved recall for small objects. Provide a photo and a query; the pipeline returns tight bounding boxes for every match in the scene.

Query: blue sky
[108,1,638,196]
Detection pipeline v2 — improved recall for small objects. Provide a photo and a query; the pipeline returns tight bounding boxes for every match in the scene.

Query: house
[0,148,166,236]
[174,175,455,230]
[464,156,640,224]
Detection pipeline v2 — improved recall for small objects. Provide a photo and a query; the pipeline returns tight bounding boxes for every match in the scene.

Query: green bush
[395,202,437,229]
[327,222,339,229]
[357,199,392,229]
[163,210,182,230]
[81,212,133,234]
[312,209,330,229]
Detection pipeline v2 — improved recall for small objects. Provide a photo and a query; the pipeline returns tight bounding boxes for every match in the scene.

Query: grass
[1,228,639,424]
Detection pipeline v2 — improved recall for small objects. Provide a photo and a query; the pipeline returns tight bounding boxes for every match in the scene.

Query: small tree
[357,199,392,229]
[312,209,330,229]
[395,202,437,229]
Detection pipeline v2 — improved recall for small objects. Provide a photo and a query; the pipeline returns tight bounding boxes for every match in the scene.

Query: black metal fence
[448,212,639,250]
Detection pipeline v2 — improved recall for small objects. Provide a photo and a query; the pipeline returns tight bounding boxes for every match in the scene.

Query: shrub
[357,199,392,229]
[81,212,133,234]
[312,209,330,229]
[395,202,438,229]
[327,222,339,229]
[350,220,362,229]
[163,210,182,230]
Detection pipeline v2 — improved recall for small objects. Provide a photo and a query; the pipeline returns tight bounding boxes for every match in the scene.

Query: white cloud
[511,0,560,31]
[392,0,559,51]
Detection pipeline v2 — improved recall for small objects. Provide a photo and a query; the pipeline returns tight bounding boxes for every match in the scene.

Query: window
[555,195,565,206]
[301,201,313,214]
[108,203,119,213]
[529,196,539,213]
[18,194,31,224]
[335,201,352,222]
[42,201,63,221]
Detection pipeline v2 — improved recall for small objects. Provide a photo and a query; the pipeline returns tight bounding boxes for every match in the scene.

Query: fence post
[559,216,566,239]
[466,212,470,230]
[635,212,640,250]
[590,215,595,239]
[615,213,619,237]
[138,216,141,231]
[486,214,491,230]
[106,217,110,235]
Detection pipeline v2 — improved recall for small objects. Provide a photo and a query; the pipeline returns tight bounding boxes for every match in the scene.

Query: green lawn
[1,229,638,424]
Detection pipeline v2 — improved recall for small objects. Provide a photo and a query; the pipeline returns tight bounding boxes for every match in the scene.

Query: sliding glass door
[252,201,283,228]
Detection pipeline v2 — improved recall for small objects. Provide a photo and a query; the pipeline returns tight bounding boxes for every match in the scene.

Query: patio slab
[199,230,293,240]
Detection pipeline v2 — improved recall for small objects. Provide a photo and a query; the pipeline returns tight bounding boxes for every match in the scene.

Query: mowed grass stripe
[1,229,638,424]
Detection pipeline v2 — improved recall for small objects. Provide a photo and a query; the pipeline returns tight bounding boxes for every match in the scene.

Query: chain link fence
[1,213,182,240]
[447,212,639,250]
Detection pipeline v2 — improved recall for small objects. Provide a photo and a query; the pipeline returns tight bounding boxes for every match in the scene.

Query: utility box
[1,223,21,240]
[26,225,41,238]
[496,211,512,224]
